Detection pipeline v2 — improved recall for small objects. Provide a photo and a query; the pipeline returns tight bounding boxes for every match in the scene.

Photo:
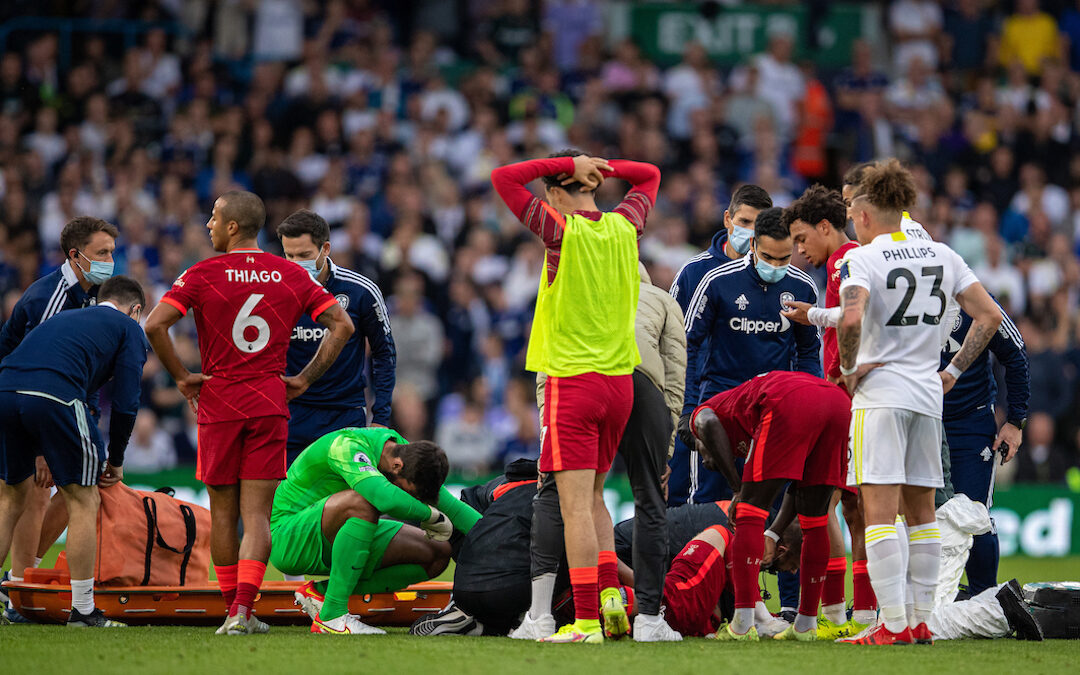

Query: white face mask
[296,257,324,278]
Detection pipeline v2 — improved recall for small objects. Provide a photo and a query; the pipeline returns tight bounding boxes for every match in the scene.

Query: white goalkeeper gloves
[421,507,453,541]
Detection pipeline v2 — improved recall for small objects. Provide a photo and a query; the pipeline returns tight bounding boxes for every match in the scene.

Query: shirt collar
[325,257,338,283]
[872,231,906,246]
[61,260,80,287]
[98,300,120,311]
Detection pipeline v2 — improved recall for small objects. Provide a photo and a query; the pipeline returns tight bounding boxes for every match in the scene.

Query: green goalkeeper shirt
[271,427,480,533]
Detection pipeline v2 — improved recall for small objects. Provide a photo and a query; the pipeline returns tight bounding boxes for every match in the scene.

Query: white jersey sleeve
[838,248,871,292]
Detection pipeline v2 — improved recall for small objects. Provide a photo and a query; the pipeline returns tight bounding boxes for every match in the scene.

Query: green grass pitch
[2,554,1077,674]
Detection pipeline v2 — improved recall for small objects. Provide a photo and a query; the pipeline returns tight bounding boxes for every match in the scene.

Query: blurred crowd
[0,0,1078,484]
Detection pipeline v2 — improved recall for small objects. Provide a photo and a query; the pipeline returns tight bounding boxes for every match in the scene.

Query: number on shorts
[232,293,270,353]
[885,265,945,327]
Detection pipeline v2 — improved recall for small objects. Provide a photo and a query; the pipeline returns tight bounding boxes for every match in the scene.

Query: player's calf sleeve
[796,515,829,631]
[598,550,619,593]
[569,566,599,623]
[321,518,376,621]
[906,522,941,627]
[864,524,907,633]
[823,557,848,609]
[353,564,428,594]
[851,559,876,609]
[732,503,769,610]
[233,559,267,619]
[214,564,238,610]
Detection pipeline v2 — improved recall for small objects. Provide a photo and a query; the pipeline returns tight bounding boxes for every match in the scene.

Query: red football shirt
[693,371,835,458]
[161,248,337,424]
[823,241,860,380]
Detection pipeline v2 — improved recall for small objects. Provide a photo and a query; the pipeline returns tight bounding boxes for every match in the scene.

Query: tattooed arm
[942,281,1003,394]
[837,285,868,384]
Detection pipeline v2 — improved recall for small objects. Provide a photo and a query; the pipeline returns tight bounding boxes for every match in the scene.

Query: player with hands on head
[144,190,354,636]
[492,150,660,643]
[0,276,148,628]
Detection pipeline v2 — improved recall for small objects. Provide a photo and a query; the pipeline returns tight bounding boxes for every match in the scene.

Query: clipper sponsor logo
[292,326,328,341]
[729,317,789,334]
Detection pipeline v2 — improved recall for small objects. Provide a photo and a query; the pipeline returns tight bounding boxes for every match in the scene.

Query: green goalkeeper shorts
[270,497,404,577]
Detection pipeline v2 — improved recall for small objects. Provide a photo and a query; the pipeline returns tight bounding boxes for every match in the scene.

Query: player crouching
[269,427,480,635]
[692,371,851,641]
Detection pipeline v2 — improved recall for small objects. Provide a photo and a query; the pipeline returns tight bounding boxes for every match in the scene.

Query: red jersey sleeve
[297,269,337,321]
[491,157,576,248]
[160,265,202,315]
[607,160,660,236]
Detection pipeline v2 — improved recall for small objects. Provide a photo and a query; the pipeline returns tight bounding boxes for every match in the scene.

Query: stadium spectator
[122,410,178,474]
[999,0,1062,76]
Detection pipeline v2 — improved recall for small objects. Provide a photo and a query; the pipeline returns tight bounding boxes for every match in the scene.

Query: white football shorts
[848,408,944,488]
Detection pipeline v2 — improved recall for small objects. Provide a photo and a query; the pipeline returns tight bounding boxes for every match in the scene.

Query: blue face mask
[728,225,753,255]
[755,254,789,284]
[296,258,324,279]
[77,252,113,285]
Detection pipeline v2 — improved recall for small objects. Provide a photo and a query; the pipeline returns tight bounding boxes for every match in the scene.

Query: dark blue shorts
[287,405,367,462]
[0,391,105,487]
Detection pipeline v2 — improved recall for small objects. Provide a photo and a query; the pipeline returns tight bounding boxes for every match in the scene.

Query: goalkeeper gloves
[421,507,453,541]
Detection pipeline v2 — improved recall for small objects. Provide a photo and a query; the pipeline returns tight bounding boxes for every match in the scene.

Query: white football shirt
[839,231,979,416]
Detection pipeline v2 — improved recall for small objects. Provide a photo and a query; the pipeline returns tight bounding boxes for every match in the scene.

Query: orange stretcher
[2,566,452,626]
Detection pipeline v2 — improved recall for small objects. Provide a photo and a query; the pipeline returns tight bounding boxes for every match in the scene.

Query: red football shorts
[743,386,851,488]
[196,415,288,486]
[539,372,632,473]
[662,526,731,637]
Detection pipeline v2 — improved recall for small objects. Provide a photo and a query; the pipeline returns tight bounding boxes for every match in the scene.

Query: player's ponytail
[855,159,917,214]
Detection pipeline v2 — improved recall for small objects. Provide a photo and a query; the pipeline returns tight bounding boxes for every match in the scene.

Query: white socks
[753,601,773,624]
[895,516,913,621]
[794,613,817,633]
[33,557,42,568]
[70,577,95,615]
[282,574,305,582]
[822,602,847,624]
[864,524,907,633]
[907,522,942,627]
[528,573,556,620]
[730,607,755,634]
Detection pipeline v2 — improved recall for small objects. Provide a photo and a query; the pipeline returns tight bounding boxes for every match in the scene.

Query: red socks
[598,550,619,591]
[569,566,598,622]
[230,559,267,619]
[823,556,848,607]
[852,559,878,610]
[731,502,769,608]
[214,564,238,610]
[797,514,830,618]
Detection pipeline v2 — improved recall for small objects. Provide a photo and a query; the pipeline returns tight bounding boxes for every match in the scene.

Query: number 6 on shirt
[233,293,270,353]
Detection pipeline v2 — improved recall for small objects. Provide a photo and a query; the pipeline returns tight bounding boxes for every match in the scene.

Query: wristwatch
[1006,417,1027,430]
